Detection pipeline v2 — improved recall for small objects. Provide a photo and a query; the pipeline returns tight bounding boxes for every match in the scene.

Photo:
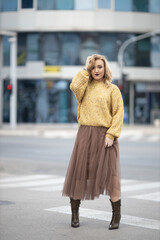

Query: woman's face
[91,59,105,81]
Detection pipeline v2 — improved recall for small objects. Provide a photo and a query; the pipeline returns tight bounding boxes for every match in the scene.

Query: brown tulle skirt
[62,125,121,200]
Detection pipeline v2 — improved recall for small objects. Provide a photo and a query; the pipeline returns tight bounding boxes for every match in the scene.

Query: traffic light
[6,82,12,95]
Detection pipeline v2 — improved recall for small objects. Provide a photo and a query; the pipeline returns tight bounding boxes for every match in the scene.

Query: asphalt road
[0,133,160,240]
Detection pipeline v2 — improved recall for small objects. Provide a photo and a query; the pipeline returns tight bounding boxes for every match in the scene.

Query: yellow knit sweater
[70,70,124,140]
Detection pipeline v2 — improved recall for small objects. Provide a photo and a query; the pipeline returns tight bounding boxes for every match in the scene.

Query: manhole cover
[0,201,15,206]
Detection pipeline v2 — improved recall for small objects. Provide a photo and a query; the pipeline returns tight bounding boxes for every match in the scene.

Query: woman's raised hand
[85,56,92,70]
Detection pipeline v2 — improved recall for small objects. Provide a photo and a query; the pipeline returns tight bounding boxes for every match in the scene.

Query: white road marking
[45,206,160,230]
[129,192,160,202]
[0,178,65,189]
[129,133,143,141]
[146,135,160,142]
[0,174,53,183]
[29,185,63,192]
[122,182,160,192]
[121,179,138,185]
[43,130,76,139]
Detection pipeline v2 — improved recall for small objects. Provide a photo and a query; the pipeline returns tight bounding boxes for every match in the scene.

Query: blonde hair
[87,54,112,87]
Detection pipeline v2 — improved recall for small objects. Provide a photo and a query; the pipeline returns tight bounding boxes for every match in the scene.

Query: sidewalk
[0,123,160,137]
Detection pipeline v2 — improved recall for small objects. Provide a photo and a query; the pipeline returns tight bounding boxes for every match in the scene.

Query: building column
[0,36,3,128]
[9,36,17,128]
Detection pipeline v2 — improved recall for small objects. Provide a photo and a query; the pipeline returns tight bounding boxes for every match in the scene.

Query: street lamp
[117,31,160,124]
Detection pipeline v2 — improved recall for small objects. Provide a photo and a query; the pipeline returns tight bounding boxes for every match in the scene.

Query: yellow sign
[44,66,61,73]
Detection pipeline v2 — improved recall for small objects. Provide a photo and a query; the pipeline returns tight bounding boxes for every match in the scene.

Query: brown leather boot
[109,199,121,230]
[70,198,81,228]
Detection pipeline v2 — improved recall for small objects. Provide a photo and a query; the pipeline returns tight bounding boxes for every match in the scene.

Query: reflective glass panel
[2,36,10,66]
[1,0,17,11]
[56,0,73,10]
[27,34,39,61]
[150,36,160,67]
[16,80,72,123]
[115,0,132,11]
[117,33,136,66]
[43,33,61,65]
[100,33,117,61]
[22,0,33,8]
[133,0,148,12]
[18,33,27,66]
[98,0,111,8]
[0,0,2,11]
[61,33,81,65]
[149,0,160,13]
[79,33,99,64]
[38,0,55,10]
[75,0,94,10]
[135,38,150,66]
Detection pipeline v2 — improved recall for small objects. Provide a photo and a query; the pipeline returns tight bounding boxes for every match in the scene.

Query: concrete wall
[0,10,160,33]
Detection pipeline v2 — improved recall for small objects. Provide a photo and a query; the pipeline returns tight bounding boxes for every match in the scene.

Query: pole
[129,82,134,125]
[117,31,159,124]
[0,36,3,128]
[9,36,17,128]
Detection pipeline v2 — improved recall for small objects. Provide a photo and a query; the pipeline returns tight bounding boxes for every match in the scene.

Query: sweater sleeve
[106,86,124,140]
[70,70,89,103]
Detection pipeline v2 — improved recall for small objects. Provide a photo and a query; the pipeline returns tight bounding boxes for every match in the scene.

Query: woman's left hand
[105,137,113,148]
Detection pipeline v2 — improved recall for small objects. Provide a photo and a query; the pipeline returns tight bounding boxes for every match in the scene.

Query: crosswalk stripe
[146,135,160,142]
[129,192,160,202]
[129,134,143,141]
[0,174,53,183]
[122,182,160,192]
[0,175,160,196]
[121,179,138,185]
[29,185,63,192]
[0,178,65,189]
[45,206,160,230]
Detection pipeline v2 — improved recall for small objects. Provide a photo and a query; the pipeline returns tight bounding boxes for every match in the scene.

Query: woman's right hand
[85,56,92,70]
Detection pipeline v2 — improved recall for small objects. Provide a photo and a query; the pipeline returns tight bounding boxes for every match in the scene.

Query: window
[38,0,55,10]
[27,34,40,61]
[0,0,17,12]
[18,33,27,66]
[100,33,117,61]
[150,36,160,67]
[61,34,81,65]
[16,80,71,123]
[22,0,33,9]
[133,0,148,12]
[98,0,111,9]
[115,0,154,12]
[79,33,99,64]
[115,0,132,11]
[3,36,10,66]
[75,0,94,10]
[56,0,73,10]
[42,33,61,65]
[149,0,160,13]
[117,33,136,66]
[135,38,150,66]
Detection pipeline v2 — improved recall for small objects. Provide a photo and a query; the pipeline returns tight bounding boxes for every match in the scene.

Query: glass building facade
[3,32,160,68]
[0,0,160,13]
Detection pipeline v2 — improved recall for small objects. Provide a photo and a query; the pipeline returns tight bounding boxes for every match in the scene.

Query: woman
[62,54,124,230]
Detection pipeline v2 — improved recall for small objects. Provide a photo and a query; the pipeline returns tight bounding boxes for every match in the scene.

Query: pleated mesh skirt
[62,125,121,200]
